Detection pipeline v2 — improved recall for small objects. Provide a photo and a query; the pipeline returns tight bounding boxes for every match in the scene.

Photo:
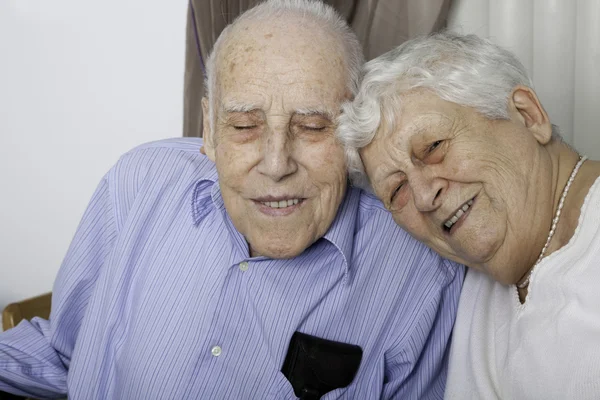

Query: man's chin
[249,238,311,259]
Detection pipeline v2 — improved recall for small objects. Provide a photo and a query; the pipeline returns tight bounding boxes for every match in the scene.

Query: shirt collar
[191,178,360,275]
[190,168,219,225]
[320,186,360,275]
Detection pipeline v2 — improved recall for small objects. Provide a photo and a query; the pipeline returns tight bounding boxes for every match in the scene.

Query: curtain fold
[183,0,451,138]
[448,0,600,159]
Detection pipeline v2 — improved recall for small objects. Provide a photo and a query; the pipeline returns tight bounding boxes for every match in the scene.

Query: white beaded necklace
[517,155,588,289]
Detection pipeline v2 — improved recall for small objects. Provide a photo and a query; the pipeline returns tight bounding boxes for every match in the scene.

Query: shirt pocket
[265,371,299,400]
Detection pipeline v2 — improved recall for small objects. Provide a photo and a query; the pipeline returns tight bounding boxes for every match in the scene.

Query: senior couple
[1,1,598,399]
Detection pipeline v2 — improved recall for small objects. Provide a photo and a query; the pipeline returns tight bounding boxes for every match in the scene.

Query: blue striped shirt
[0,138,463,399]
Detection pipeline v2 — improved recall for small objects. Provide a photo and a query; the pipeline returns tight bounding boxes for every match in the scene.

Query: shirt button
[211,345,222,357]
[239,261,249,272]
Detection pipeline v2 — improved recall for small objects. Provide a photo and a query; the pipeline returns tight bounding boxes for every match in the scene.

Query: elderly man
[0,1,462,399]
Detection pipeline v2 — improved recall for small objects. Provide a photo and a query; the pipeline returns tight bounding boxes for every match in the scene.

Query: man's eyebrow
[294,107,335,121]
[221,100,262,113]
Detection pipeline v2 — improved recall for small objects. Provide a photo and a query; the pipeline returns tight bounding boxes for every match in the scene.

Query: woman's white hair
[203,0,364,147]
[339,31,559,189]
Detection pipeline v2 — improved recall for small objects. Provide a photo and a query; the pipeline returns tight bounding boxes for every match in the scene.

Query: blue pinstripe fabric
[0,138,463,399]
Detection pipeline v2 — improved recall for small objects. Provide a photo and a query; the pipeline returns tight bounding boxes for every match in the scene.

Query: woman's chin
[453,245,507,280]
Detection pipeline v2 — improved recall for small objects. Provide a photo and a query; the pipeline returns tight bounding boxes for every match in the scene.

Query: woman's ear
[509,85,553,145]
[201,98,216,161]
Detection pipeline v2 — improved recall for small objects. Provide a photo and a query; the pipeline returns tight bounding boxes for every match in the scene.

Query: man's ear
[509,85,553,145]
[201,97,216,161]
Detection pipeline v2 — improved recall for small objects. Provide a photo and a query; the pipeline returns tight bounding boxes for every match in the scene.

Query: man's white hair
[203,0,364,147]
[338,31,560,189]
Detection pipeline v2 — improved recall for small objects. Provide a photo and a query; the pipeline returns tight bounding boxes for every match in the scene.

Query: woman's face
[360,89,553,284]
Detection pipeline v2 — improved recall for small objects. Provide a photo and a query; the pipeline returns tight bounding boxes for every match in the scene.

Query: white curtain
[448,0,600,159]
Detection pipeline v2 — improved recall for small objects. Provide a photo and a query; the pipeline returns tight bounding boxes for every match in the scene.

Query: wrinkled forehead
[361,91,460,174]
[374,90,462,142]
[215,18,349,108]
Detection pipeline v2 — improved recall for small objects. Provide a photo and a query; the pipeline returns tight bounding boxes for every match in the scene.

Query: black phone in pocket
[281,331,363,400]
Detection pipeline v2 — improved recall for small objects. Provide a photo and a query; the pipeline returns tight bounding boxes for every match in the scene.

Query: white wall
[448,0,600,158]
[0,0,188,322]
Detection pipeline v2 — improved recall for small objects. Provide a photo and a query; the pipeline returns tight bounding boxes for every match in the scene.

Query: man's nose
[257,131,298,181]
[411,170,446,212]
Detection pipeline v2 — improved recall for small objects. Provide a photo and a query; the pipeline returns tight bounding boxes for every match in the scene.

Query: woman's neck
[545,148,597,256]
[517,144,600,302]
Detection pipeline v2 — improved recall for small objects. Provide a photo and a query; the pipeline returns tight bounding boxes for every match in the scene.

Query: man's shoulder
[353,188,406,238]
[355,188,388,213]
[111,137,216,182]
[101,138,217,211]
[352,187,461,286]
[353,187,396,230]
[120,137,209,165]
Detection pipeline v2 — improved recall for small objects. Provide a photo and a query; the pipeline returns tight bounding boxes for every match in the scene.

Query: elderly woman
[339,32,600,399]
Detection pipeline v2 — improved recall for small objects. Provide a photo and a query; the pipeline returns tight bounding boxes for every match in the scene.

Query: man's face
[203,20,349,259]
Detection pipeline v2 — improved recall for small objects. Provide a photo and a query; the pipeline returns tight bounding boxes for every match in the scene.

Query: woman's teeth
[444,199,474,229]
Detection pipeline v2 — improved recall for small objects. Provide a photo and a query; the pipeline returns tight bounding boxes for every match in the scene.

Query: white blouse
[445,177,600,399]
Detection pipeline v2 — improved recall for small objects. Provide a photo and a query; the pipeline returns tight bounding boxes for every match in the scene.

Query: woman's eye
[390,182,405,202]
[428,140,442,153]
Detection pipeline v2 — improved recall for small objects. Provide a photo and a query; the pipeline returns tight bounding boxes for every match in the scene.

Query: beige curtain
[183,0,451,138]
